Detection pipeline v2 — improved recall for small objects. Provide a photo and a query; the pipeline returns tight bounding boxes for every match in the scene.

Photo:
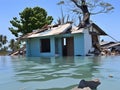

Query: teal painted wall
[26,32,91,57]
[74,34,85,56]
[58,38,63,56]
[73,29,93,56]
[55,38,62,56]
[84,29,92,55]
[26,37,56,57]
[27,38,40,57]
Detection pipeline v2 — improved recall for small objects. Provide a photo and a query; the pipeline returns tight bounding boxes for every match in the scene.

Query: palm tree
[2,36,7,45]
[0,35,2,42]
[9,39,15,52]
[0,35,8,51]
[0,43,2,50]
[9,39,20,53]
[0,35,3,50]
[14,41,20,51]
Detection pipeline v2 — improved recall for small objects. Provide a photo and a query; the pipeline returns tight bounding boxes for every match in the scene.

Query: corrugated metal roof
[71,27,84,34]
[27,23,72,38]
[21,23,107,39]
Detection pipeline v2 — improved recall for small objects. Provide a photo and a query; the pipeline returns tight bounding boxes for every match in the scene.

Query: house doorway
[62,37,74,56]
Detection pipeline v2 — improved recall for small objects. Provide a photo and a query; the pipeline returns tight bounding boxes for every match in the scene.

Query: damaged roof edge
[92,23,107,35]
[20,22,107,40]
[21,23,72,39]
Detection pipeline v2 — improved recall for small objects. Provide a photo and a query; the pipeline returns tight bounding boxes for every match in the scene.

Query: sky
[0,0,120,42]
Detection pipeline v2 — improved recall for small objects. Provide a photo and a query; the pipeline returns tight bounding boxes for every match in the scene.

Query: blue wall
[84,29,92,55]
[26,38,41,57]
[26,33,87,57]
[74,34,85,56]
[55,38,62,56]
[26,37,56,57]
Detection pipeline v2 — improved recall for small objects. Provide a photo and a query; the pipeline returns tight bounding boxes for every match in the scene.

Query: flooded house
[22,23,107,57]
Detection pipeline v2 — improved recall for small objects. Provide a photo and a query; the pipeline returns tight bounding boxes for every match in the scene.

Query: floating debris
[109,75,113,78]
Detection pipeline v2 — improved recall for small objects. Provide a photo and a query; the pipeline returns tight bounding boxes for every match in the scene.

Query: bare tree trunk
[79,0,90,28]
[72,0,90,28]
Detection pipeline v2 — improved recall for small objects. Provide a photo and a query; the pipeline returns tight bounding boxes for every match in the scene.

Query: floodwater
[0,56,120,90]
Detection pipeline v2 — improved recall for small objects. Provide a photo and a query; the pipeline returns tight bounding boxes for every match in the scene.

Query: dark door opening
[62,37,74,56]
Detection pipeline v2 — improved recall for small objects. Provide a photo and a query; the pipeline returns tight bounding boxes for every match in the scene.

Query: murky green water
[0,56,120,90]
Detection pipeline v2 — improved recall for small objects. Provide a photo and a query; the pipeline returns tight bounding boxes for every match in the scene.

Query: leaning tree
[58,0,114,28]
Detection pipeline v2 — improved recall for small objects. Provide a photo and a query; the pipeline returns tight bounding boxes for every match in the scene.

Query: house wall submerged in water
[23,23,107,57]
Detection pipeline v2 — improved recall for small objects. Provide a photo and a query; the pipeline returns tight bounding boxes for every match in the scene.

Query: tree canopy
[0,35,8,51]
[57,0,114,26]
[68,0,114,15]
[9,6,53,37]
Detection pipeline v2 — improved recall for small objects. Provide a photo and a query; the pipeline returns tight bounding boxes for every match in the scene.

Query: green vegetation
[9,39,20,53]
[0,6,53,56]
[0,34,20,55]
[9,6,53,37]
[1,2,114,55]
[0,35,8,55]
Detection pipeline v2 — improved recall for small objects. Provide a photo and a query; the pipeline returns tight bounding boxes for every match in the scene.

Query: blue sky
[0,0,120,42]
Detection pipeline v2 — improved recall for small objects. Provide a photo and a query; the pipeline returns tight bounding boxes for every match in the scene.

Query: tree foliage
[9,6,53,37]
[9,39,20,52]
[0,35,7,45]
[0,35,8,51]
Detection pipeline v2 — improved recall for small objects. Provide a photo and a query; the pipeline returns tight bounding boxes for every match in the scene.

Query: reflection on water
[0,56,120,90]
